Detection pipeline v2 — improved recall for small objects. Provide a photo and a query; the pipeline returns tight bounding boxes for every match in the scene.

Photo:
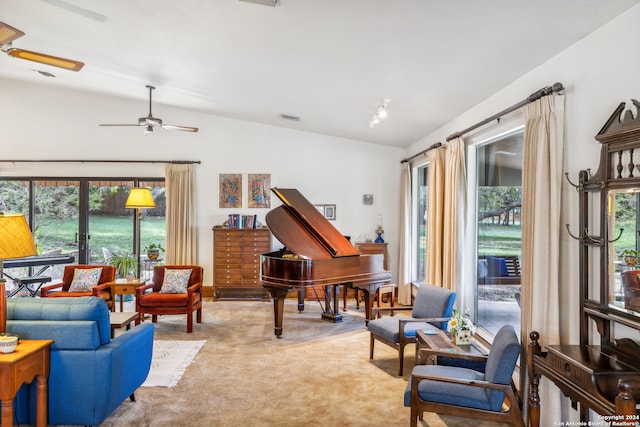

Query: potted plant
[620,249,640,266]
[144,243,165,261]
[109,252,138,280]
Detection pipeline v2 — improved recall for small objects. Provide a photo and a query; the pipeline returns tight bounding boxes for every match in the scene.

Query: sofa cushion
[6,297,112,345]
[69,267,103,292]
[160,268,192,293]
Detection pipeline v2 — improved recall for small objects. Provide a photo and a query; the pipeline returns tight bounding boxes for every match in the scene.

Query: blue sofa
[6,297,154,426]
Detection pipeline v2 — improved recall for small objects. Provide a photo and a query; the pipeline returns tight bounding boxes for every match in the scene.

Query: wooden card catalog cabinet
[212,227,271,299]
[528,100,640,426]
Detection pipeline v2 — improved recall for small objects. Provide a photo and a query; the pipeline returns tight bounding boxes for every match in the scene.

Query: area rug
[141,340,206,388]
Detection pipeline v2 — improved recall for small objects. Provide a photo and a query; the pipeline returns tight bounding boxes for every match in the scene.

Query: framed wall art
[248,173,271,208]
[314,204,336,220]
[219,174,242,208]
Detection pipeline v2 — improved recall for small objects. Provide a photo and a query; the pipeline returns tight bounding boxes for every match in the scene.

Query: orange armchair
[135,265,203,333]
[40,265,116,310]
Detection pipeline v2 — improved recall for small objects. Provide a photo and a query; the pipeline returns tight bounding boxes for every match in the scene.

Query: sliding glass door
[0,177,166,285]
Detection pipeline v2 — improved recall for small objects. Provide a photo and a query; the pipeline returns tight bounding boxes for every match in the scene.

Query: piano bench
[9,276,52,297]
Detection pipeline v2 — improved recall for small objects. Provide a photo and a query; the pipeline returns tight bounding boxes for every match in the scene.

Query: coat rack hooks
[565,224,624,245]
[565,224,606,245]
[565,173,580,190]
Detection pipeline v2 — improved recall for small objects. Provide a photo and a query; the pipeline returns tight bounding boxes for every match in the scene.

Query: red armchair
[40,265,116,310]
[135,265,203,333]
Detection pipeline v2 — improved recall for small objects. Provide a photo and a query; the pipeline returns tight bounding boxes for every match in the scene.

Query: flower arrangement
[448,308,475,344]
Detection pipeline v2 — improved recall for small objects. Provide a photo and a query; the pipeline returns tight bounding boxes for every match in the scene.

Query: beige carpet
[100,298,512,427]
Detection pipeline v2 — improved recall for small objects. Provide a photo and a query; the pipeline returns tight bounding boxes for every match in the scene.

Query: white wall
[0,80,404,287]
[405,4,640,343]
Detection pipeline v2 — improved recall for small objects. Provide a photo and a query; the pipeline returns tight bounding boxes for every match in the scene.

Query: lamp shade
[125,188,155,209]
[0,213,37,259]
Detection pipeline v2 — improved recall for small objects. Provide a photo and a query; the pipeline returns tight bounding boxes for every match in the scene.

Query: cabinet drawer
[241,278,262,286]
[213,259,242,269]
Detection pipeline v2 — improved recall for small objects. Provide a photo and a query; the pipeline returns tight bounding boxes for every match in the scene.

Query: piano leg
[297,288,305,313]
[320,284,343,322]
[265,286,290,338]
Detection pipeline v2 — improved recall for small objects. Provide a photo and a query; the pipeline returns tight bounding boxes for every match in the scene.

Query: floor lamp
[125,188,155,279]
[0,213,37,333]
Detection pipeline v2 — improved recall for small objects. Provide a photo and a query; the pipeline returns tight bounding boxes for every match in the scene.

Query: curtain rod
[0,160,201,164]
[400,142,442,163]
[445,82,564,142]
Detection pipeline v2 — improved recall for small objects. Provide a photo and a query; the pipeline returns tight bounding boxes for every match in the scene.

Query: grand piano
[261,188,391,337]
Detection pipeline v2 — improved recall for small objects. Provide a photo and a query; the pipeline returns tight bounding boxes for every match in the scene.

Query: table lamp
[0,213,37,333]
[125,188,155,278]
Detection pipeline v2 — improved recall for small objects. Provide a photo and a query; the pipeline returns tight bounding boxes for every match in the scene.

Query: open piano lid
[265,188,360,260]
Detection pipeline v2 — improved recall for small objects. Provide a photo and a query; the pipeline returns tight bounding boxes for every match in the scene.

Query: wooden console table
[0,339,53,427]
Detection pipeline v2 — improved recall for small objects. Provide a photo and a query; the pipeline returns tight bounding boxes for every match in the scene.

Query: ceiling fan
[0,21,84,71]
[99,85,199,134]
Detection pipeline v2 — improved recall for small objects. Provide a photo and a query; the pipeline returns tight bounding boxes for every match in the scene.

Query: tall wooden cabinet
[212,227,271,299]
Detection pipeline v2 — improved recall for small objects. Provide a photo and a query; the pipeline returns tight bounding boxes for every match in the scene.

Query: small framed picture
[323,204,336,220]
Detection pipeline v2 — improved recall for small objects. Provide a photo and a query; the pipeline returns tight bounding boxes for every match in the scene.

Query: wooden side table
[415,328,485,365]
[111,280,144,312]
[109,311,139,338]
[0,339,53,427]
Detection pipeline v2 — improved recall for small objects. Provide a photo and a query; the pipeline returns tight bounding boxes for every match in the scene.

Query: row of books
[227,214,259,229]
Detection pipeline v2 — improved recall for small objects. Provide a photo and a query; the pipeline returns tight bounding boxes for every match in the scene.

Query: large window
[471,127,523,337]
[0,178,165,290]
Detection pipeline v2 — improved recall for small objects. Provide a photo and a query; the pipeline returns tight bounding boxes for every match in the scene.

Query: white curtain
[520,93,565,424]
[442,137,467,295]
[398,161,412,305]
[164,163,197,264]
[425,147,446,287]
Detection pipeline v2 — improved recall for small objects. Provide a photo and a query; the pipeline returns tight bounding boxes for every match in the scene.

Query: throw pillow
[68,267,103,292]
[160,269,192,293]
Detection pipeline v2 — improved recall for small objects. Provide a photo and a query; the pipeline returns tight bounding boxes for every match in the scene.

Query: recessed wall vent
[280,114,300,121]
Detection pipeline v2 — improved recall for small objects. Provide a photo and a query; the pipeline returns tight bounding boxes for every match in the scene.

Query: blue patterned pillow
[68,267,103,292]
[160,269,192,294]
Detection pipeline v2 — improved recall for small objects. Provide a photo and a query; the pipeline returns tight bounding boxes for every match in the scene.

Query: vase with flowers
[448,307,475,345]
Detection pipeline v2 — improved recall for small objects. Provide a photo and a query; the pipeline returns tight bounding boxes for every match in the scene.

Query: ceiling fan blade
[161,124,199,132]
[7,47,84,71]
[0,22,25,44]
[99,124,143,127]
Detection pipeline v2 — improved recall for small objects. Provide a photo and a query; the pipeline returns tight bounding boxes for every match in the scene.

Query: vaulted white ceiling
[1,0,638,147]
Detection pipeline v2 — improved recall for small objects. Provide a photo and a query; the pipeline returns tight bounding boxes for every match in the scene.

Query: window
[0,178,165,286]
[469,126,523,337]
[412,163,428,282]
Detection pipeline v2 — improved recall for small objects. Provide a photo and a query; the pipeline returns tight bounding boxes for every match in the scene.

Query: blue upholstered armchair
[367,283,455,376]
[405,324,523,426]
[6,297,154,426]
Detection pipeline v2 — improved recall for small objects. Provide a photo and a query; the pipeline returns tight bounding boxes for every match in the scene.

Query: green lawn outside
[477,223,522,256]
[36,215,166,260]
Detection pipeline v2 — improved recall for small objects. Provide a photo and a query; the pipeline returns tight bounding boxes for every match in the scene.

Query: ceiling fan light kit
[99,85,199,134]
[0,22,84,71]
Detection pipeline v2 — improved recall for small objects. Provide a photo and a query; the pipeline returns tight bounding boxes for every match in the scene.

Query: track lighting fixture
[369,98,392,128]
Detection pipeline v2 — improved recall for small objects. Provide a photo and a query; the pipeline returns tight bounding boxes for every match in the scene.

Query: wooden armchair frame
[410,339,523,426]
[370,305,450,376]
[40,265,116,310]
[135,265,203,333]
